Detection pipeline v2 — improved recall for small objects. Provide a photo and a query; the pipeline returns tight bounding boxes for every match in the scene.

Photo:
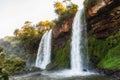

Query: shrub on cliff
[0,52,26,75]
[54,1,78,27]
[106,30,120,48]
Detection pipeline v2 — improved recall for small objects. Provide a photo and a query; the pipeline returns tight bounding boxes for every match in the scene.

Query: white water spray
[35,29,52,69]
[70,0,90,74]
[70,9,88,73]
[71,10,83,72]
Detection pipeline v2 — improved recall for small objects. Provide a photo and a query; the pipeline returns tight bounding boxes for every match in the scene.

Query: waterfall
[70,2,88,73]
[35,29,52,69]
[35,0,95,77]
[41,9,95,77]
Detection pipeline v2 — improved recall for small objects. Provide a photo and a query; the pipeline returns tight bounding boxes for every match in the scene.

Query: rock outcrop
[85,0,120,38]
[47,16,74,70]
[52,17,74,39]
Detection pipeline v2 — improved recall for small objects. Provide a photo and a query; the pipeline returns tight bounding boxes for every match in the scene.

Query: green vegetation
[0,0,119,77]
[106,31,120,48]
[54,1,78,27]
[0,52,26,75]
[88,37,109,59]
[14,22,41,54]
[88,30,120,70]
[54,2,66,16]
[50,39,70,70]
[14,20,56,54]
[12,1,78,55]
[0,46,3,52]
[36,20,56,34]
[0,46,26,79]
[98,44,120,70]
[84,0,103,8]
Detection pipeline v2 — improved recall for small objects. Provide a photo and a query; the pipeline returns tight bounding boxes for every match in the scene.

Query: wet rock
[83,69,87,72]
[98,69,120,79]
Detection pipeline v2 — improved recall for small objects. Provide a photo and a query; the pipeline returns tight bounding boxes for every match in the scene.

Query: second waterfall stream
[35,29,52,70]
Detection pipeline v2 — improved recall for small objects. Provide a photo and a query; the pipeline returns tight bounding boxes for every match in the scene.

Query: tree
[14,21,41,54]
[0,46,3,53]
[54,1,78,24]
[54,1,66,15]
[36,20,56,33]
[14,29,19,37]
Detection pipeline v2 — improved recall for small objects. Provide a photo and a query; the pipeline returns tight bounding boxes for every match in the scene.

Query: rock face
[85,0,119,17]
[47,17,74,70]
[85,0,120,38]
[86,0,113,17]
[52,17,74,39]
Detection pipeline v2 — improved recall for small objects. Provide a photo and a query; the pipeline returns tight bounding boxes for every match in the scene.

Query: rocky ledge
[85,0,120,38]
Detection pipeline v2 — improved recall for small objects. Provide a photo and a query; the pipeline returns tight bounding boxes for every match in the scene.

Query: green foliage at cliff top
[54,1,78,27]
[84,0,103,8]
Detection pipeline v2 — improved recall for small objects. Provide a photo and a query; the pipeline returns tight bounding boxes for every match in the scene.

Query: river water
[9,72,115,80]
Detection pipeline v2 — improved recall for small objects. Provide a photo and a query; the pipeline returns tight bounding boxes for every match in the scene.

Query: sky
[0,0,82,38]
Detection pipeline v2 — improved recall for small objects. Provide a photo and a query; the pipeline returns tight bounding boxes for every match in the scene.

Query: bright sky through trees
[0,0,81,38]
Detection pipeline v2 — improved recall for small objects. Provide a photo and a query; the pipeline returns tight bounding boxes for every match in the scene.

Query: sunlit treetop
[54,1,67,15]
[36,20,56,33]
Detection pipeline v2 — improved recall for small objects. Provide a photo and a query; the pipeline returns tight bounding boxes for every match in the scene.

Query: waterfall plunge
[35,29,52,69]
[70,10,88,73]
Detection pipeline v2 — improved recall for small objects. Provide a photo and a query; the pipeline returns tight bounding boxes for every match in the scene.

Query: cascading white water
[70,0,88,73]
[71,10,84,72]
[35,29,52,69]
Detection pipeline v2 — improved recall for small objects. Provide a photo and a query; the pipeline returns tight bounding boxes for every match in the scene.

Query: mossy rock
[98,44,120,70]
[88,37,109,60]
[88,30,120,70]
[50,39,71,70]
